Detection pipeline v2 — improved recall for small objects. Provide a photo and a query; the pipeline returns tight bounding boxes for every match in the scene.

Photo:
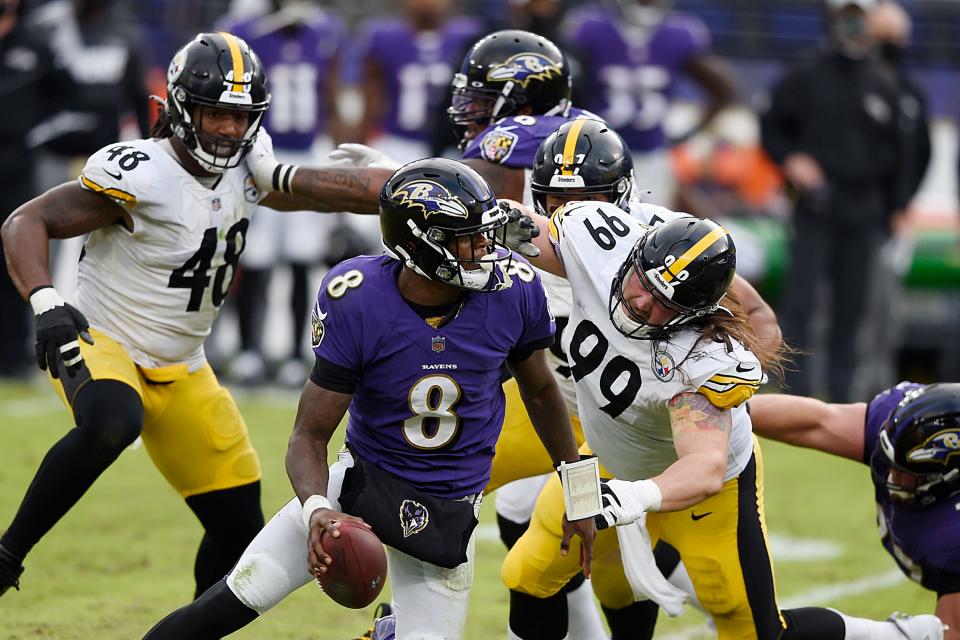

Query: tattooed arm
[2,182,131,298]
[650,392,732,511]
[260,167,394,214]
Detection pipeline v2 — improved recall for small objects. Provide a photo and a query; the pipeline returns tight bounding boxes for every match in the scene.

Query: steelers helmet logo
[392,180,469,220]
[486,52,563,88]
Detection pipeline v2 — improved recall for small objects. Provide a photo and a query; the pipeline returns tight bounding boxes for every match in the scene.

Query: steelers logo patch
[480,129,519,164]
[653,351,675,382]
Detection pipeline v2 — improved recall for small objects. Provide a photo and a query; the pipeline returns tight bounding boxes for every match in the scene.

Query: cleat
[0,544,25,597]
[888,612,947,640]
[353,603,394,640]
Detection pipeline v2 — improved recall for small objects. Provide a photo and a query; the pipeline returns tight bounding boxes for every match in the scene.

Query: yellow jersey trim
[80,175,137,204]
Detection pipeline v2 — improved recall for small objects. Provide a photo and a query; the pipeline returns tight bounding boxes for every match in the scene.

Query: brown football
[317,521,387,609]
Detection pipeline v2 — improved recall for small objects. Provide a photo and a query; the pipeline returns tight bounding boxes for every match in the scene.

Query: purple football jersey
[564,7,709,152]
[864,382,960,591]
[461,108,599,169]
[227,12,346,150]
[312,254,554,499]
[355,17,482,142]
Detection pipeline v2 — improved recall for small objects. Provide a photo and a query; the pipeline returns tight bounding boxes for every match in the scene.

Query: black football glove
[33,297,94,379]
[499,201,541,258]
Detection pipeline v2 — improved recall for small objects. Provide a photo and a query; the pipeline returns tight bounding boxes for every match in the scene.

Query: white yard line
[651,569,908,639]
[1,396,64,417]
[477,526,841,562]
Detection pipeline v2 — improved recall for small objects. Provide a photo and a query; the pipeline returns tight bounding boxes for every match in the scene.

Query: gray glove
[500,202,541,258]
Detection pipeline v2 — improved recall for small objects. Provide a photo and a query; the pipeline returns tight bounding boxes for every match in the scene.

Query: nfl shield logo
[211,197,222,212]
[431,336,446,353]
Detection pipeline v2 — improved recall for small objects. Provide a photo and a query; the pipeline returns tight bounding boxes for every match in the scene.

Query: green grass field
[0,379,936,639]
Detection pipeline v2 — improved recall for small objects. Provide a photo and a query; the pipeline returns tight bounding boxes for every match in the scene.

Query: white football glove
[328,143,401,171]
[247,129,298,193]
[500,202,541,258]
[594,479,662,530]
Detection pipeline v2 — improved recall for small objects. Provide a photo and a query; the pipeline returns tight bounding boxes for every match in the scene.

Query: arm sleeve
[310,355,360,393]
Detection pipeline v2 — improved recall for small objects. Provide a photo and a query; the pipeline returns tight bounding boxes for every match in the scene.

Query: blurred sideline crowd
[2,0,958,402]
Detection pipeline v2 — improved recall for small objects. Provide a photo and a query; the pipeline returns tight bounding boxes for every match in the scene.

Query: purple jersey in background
[354,17,481,143]
[462,108,598,169]
[864,382,960,592]
[225,12,346,150]
[563,6,709,153]
[312,255,554,499]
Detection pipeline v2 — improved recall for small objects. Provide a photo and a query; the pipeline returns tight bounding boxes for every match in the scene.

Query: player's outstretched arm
[1,182,130,298]
[510,348,594,572]
[730,275,782,348]
[248,129,391,214]
[259,166,393,214]
[747,395,866,462]
[501,202,566,277]
[286,380,370,576]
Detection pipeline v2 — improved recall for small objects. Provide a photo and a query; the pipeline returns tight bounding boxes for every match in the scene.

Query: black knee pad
[509,589,568,640]
[603,600,659,640]
[187,481,264,540]
[779,607,845,640]
[497,513,530,550]
[72,380,144,455]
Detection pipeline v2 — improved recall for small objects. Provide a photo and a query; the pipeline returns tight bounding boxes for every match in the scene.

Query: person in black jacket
[852,0,932,399]
[0,0,74,378]
[760,0,903,403]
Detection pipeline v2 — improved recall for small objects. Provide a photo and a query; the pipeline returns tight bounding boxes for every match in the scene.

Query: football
[316,520,387,609]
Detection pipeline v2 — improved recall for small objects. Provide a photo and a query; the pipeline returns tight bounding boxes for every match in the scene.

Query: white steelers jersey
[551,200,760,482]
[536,197,691,413]
[76,138,265,370]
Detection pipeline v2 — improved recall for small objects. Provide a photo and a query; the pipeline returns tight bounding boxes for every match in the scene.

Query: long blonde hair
[683,287,789,381]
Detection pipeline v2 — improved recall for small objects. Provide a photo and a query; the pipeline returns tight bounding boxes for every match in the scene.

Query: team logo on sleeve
[653,351,675,382]
[486,52,563,88]
[243,173,260,202]
[399,499,429,537]
[311,304,327,348]
[907,430,960,464]
[479,129,519,163]
[393,180,469,220]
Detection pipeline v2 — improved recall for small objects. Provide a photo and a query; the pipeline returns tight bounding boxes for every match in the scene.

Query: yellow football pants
[50,327,261,497]
[503,438,788,639]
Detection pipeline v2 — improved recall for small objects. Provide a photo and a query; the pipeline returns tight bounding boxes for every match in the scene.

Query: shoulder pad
[79,140,158,208]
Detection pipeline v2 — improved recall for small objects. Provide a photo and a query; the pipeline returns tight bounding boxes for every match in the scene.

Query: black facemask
[879,41,906,67]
